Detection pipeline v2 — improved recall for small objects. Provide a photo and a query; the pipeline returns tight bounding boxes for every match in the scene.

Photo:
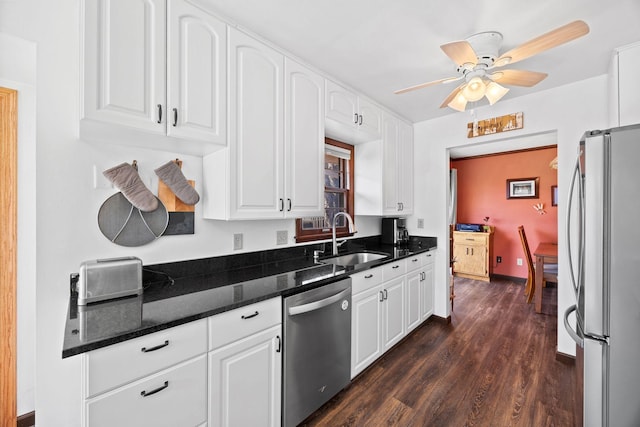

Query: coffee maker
[382,217,409,246]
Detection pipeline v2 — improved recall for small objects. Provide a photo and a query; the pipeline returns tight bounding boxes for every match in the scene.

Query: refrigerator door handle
[566,154,582,299]
[563,304,584,348]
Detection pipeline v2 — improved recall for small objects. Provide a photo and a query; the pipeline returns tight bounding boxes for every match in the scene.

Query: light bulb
[485,81,509,105]
[461,77,486,102]
[448,92,468,112]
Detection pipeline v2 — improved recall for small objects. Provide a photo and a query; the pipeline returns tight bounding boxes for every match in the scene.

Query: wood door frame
[1,86,18,426]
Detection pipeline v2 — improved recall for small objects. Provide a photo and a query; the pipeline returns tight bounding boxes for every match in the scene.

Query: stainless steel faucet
[332,212,356,255]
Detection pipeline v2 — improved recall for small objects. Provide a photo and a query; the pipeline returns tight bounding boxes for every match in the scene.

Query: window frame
[295,138,355,243]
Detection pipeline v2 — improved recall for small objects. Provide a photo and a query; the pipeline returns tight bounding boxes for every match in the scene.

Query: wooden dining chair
[517,225,558,304]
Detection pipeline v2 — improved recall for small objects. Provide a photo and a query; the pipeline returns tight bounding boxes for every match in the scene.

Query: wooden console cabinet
[452,230,494,282]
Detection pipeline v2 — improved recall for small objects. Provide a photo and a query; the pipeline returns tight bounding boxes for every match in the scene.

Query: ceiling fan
[394,20,590,111]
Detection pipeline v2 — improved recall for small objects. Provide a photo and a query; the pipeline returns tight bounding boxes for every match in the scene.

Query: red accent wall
[451,147,558,279]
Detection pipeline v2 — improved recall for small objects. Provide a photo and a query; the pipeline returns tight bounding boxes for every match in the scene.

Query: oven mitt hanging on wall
[103,162,158,212]
[154,160,200,205]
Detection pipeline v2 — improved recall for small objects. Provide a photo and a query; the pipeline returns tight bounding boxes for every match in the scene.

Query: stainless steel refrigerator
[564,124,640,426]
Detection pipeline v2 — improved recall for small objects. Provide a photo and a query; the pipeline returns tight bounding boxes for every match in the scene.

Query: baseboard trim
[431,314,452,325]
[555,350,576,365]
[17,411,35,427]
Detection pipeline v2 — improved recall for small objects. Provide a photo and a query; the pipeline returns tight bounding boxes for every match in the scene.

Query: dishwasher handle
[288,287,350,316]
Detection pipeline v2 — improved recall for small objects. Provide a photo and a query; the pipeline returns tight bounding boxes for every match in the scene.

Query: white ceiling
[197,0,640,123]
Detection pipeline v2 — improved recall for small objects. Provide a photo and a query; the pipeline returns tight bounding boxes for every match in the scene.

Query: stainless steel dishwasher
[283,278,352,427]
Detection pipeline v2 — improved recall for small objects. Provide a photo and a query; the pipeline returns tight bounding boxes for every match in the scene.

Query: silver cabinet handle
[359,114,363,125]
[354,113,358,124]
[172,108,178,127]
[275,335,281,353]
[364,274,373,279]
[383,289,388,300]
[287,198,292,211]
[392,265,400,269]
[279,198,284,212]
[412,258,419,263]
[141,340,169,353]
[157,104,163,123]
[141,381,169,397]
[379,291,384,302]
[241,311,259,320]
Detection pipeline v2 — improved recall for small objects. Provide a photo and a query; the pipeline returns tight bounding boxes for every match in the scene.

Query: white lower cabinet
[421,251,435,320]
[405,270,422,333]
[208,325,282,427]
[381,277,405,351]
[351,283,384,377]
[85,355,208,427]
[208,297,282,427]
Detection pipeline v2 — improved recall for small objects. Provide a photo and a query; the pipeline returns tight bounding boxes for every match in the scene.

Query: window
[295,138,354,243]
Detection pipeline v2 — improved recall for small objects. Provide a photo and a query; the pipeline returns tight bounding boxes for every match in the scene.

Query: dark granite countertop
[62,235,436,358]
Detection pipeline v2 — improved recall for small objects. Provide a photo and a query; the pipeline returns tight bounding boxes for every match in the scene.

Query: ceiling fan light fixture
[461,76,486,102]
[485,81,509,105]
[448,92,468,112]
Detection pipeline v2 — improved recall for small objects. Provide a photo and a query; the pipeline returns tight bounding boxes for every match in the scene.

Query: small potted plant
[482,216,490,232]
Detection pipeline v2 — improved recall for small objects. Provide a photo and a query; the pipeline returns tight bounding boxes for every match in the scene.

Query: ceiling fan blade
[490,69,548,87]
[439,82,466,108]
[440,41,478,66]
[495,20,589,66]
[394,76,461,94]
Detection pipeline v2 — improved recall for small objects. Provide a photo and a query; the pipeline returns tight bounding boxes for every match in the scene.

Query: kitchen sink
[320,252,389,267]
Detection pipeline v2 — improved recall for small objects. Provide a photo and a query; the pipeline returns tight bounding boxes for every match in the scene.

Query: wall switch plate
[417,218,424,229]
[233,233,243,250]
[276,230,288,245]
[516,258,523,266]
[497,256,502,263]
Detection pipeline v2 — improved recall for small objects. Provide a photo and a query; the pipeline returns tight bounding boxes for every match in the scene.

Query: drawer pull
[412,258,419,262]
[141,381,169,397]
[241,311,259,320]
[364,274,374,279]
[392,265,400,269]
[141,340,169,353]
[276,335,281,353]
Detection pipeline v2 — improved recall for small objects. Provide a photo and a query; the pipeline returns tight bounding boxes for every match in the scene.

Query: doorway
[446,131,559,311]
[0,86,18,426]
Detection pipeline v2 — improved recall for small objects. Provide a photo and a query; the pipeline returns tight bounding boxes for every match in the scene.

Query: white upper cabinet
[82,0,226,155]
[612,42,640,127]
[355,113,414,216]
[167,0,226,144]
[325,80,382,144]
[284,58,325,218]
[202,29,323,220]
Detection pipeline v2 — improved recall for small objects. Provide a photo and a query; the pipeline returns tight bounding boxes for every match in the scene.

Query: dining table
[533,242,558,313]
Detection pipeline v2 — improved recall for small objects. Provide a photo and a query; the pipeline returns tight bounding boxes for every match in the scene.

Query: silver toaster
[77,257,143,305]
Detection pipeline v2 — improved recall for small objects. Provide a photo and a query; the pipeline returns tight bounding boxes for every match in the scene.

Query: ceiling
[198,0,640,123]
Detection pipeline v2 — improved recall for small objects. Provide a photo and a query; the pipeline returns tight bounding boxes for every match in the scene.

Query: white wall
[0,1,382,424]
[409,74,610,358]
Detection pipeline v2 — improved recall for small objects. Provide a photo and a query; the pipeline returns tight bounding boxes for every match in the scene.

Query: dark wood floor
[302,277,579,426]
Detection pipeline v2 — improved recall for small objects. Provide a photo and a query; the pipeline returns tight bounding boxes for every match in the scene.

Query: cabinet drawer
[85,319,207,397]
[209,297,281,351]
[351,267,383,295]
[422,251,435,265]
[85,355,207,427]
[405,254,423,273]
[382,259,406,282]
[454,232,487,245]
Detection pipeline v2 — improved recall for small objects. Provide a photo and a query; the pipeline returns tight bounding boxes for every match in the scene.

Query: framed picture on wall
[551,185,558,206]
[506,177,539,199]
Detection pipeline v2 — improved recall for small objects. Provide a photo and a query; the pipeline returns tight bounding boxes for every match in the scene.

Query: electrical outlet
[276,230,288,245]
[517,258,523,266]
[417,218,424,229]
[497,256,502,263]
[233,233,243,250]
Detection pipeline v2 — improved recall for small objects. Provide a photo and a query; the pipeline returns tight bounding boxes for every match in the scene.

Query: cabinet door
[618,44,640,126]
[382,114,400,215]
[83,0,166,133]
[382,277,405,351]
[398,120,414,214]
[85,355,207,427]
[358,97,382,138]
[405,272,421,333]
[208,325,282,427]
[167,0,226,144]
[421,253,435,320]
[325,80,358,128]
[351,285,383,378]
[228,28,284,219]
[454,243,487,276]
[284,58,324,217]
